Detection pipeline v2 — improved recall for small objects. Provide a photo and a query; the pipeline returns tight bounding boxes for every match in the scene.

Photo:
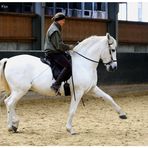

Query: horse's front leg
[90,86,127,119]
[66,90,84,135]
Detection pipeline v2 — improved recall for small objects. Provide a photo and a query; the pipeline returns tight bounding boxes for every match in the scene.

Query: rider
[44,12,74,93]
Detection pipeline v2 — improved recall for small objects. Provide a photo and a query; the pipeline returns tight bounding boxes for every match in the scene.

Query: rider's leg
[51,67,69,91]
[51,53,71,92]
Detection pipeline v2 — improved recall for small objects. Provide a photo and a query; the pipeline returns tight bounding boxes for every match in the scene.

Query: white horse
[0,33,127,134]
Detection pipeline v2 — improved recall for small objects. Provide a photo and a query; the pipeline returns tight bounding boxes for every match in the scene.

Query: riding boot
[51,68,68,94]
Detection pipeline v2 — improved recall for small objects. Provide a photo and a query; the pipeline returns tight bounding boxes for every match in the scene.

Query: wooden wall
[118,21,148,44]
[0,12,35,42]
[45,16,108,43]
[1,13,148,45]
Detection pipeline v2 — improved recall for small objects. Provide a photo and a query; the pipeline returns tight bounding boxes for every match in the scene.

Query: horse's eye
[111,49,115,52]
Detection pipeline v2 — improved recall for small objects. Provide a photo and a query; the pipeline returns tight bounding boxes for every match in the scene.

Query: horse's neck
[73,36,104,66]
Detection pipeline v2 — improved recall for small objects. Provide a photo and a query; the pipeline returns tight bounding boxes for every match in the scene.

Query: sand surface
[0,84,148,146]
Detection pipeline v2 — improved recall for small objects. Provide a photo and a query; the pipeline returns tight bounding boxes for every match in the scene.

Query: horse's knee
[5,93,22,108]
[4,97,10,105]
[5,99,14,109]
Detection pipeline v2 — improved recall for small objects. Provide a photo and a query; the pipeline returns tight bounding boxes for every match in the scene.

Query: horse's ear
[106,33,110,40]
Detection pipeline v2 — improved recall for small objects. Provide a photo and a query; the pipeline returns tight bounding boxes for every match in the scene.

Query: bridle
[104,42,117,65]
[74,42,117,65]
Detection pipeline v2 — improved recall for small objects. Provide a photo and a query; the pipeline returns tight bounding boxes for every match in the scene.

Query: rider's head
[52,12,65,27]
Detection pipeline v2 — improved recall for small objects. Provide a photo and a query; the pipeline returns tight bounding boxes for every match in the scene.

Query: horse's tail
[0,58,10,94]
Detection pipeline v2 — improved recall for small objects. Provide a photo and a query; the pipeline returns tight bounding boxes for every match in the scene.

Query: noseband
[74,42,117,65]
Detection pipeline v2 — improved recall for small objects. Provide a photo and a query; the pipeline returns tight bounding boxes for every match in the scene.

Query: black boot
[51,68,68,94]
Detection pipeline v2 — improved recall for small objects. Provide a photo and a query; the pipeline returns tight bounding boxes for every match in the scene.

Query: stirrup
[51,85,61,96]
[56,91,61,96]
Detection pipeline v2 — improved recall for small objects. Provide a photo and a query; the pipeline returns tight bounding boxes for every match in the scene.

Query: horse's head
[101,33,117,72]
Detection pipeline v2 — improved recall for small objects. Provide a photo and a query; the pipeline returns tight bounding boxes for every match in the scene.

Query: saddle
[40,56,71,96]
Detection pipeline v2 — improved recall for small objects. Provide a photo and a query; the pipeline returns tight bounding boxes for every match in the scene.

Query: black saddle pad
[40,57,71,96]
[40,57,62,80]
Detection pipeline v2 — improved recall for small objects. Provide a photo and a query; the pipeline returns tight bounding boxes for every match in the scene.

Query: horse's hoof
[119,115,127,119]
[66,128,77,135]
[8,128,13,132]
[12,126,18,133]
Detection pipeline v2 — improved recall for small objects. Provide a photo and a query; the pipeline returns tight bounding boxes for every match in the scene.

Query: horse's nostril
[108,65,117,72]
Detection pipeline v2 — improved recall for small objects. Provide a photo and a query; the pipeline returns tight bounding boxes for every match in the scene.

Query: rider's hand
[76,41,80,45]
[69,44,75,50]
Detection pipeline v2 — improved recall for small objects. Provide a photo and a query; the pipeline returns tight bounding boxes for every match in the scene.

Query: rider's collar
[54,22,62,32]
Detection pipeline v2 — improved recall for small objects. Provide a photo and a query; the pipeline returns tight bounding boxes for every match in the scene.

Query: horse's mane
[74,35,106,53]
[73,34,117,53]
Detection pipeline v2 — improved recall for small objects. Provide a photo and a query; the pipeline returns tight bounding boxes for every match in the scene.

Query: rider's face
[58,19,65,27]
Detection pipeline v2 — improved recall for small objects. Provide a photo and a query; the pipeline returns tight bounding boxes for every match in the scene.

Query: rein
[73,42,117,65]
[74,51,100,64]
[74,51,117,65]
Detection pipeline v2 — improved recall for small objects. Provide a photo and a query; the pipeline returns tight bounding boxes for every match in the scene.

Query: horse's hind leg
[4,90,27,132]
[89,86,127,119]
